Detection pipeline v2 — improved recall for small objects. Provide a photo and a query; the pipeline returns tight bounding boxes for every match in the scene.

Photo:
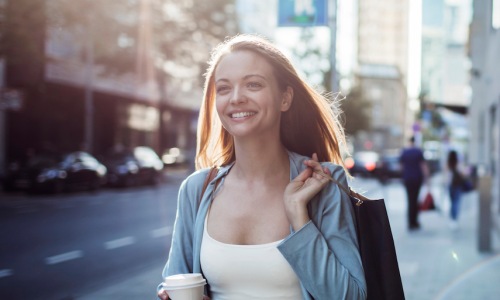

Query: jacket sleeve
[277,164,367,300]
[158,171,205,289]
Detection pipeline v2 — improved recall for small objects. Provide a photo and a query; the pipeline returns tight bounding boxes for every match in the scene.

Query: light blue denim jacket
[160,151,367,299]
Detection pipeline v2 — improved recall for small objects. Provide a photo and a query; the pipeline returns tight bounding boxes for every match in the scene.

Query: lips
[230,112,256,119]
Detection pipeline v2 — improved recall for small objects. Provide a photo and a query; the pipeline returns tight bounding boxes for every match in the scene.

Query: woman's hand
[158,288,210,300]
[157,288,169,300]
[284,153,331,231]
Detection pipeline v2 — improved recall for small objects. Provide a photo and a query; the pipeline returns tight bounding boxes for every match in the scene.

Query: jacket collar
[213,150,305,182]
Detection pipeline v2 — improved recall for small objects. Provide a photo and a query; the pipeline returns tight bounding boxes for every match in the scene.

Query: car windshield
[105,151,134,163]
[134,147,159,163]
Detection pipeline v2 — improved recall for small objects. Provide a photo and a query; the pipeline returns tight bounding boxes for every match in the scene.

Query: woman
[158,34,366,300]
[447,150,468,229]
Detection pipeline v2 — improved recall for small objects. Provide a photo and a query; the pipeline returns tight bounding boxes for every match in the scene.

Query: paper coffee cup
[163,273,206,300]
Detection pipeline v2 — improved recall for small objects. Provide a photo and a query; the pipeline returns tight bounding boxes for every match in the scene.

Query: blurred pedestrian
[399,136,429,230]
[157,34,366,300]
[447,150,469,230]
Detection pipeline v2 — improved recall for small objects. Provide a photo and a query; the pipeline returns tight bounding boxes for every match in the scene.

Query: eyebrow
[215,74,267,84]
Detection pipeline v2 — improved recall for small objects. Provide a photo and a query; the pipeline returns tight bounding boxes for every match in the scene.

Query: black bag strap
[314,170,368,205]
[198,167,218,208]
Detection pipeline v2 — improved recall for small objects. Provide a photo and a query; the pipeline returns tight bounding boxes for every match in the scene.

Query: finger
[313,169,330,182]
[312,153,318,161]
[293,167,313,182]
[304,158,323,173]
[157,289,168,300]
[310,166,332,183]
[320,166,331,179]
[323,166,330,175]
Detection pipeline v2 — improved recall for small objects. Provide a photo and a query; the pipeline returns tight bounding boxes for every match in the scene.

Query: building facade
[421,0,446,104]
[356,0,410,150]
[0,0,198,175]
[355,64,407,152]
[469,0,500,249]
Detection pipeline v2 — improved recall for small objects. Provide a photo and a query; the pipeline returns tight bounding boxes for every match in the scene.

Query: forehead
[214,50,274,80]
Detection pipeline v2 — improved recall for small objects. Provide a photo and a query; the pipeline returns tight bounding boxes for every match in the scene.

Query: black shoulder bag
[326,175,405,300]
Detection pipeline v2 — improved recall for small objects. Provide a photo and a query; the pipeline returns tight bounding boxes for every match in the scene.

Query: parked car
[161,147,188,166]
[103,146,164,187]
[2,151,107,194]
[377,150,403,183]
[345,151,382,177]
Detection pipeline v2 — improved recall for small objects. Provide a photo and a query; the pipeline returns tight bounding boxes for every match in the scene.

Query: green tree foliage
[157,0,239,87]
[288,28,371,137]
[418,92,446,141]
[339,86,371,136]
[292,27,331,89]
[1,0,238,80]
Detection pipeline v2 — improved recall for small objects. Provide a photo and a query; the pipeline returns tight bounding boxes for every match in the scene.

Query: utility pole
[84,19,94,153]
[329,0,338,93]
[0,59,6,176]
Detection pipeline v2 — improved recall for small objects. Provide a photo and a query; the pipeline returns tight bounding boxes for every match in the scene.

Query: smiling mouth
[231,112,256,119]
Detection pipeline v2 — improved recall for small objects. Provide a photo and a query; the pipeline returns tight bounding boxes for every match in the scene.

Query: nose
[229,86,246,104]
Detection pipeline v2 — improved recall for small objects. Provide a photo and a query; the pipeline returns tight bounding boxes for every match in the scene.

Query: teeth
[231,112,256,118]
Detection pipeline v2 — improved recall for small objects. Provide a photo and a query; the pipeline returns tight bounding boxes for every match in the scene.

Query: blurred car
[377,150,403,183]
[2,151,107,194]
[161,147,188,166]
[103,146,164,187]
[345,151,382,177]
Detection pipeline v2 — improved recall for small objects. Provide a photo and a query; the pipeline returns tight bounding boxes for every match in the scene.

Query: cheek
[215,97,227,119]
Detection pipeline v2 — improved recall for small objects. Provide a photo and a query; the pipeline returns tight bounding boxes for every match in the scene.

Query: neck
[231,139,290,181]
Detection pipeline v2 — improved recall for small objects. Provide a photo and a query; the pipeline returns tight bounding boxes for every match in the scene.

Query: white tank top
[200,215,303,300]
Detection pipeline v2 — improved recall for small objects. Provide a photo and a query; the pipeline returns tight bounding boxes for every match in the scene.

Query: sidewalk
[383,173,500,300]
[78,173,500,300]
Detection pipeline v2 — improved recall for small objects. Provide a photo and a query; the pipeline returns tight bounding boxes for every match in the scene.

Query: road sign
[278,0,328,27]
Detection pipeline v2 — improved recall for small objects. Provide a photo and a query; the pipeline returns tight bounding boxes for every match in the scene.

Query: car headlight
[127,162,139,174]
[154,161,164,171]
[97,165,107,176]
[37,169,58,182]
[162,154,176,165]
[58,171,67,179]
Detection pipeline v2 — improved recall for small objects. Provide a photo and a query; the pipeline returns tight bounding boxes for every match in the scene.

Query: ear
[281,86,294,112]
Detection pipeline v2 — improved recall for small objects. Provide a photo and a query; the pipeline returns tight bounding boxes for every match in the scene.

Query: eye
[216,85,231,94]
[247,82,263,89]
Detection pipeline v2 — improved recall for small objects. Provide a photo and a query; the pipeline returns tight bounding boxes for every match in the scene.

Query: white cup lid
[164,273,206,290]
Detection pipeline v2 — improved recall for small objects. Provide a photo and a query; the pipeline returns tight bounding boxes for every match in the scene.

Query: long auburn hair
[195,34,348,171]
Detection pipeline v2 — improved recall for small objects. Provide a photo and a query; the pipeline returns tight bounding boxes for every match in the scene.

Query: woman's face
[214,50,292,139]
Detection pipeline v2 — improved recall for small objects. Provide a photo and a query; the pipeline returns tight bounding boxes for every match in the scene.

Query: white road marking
[0,269,13,278]
[104,236,136,250]
[45,250,83,265]
[150,226,173,238]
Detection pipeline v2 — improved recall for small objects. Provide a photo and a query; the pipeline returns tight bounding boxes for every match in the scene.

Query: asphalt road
[0,169,394,300]
[0,173,185,300]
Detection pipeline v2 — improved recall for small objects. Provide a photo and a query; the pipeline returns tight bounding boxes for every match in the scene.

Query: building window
[493,0,500,29]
